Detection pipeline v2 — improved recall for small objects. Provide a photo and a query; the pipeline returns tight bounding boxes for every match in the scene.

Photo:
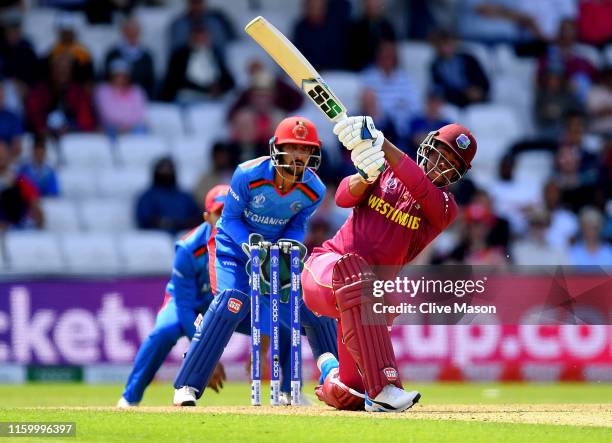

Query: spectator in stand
[576,0,612,48]
[168,0,235,52]
[429,29,490,108]
[18,137,59,197]
[442,201,508,266]
[534,66,582,138]
[293,0,350,71]
[569,206,612,266]
[230,60,303,114]
[407,89,451,156]
[136,156,200,235]
[489,154,541,236]
[0,139,43,229]
[511,208,569,265]
[553,143,601,212]
[538,19,596,104]
[25,55,96,137]
[514,0,576,43]
[0,10,39,89]
[227,70,283,145]
[161,24,234,103]
[559,110,602,153]
[95,59,147,137]
[194,144,235,211]
[216,107,268,167]
[47,13,93,83]
[586,67,612,136]
[345,0,396,71]
[540,179,578,249]
[456,0,523,45]
[0,81,23,153]
[104,17,155,98]
[361,39,419,142]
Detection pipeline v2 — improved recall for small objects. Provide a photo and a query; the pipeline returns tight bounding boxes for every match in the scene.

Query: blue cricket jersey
[215,156,325,258]
[165,222,214,311]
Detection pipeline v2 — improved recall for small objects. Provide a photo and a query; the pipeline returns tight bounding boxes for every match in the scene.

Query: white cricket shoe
[364,385,421,413]
[173,386,198,406]
[279,391,313,406]
[116,397,139,408]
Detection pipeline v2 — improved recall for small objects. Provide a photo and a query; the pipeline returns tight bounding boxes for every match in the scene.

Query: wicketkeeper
[173,116,338,406]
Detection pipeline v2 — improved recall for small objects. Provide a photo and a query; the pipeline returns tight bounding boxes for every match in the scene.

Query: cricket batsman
[118,185,230,407]
[173,116,338,406]
[302,117,477,412]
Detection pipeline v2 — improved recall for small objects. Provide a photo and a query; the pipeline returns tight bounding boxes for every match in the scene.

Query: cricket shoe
[279,391,313,406]
[116,397,139,408]
[317,352,339,384]
[173,386,198,406]
[364,385,421,413]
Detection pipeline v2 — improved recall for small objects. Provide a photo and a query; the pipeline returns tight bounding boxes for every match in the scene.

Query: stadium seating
[79,25,120,72]
[171,136,213,176]
[96,168,149,200]
[58,168,99,199]
[146,103,185,139]
[184,103,228,139]
[115,134,169,169]
[117,231,175,274]
[398,41,434,102]
[80,198,134,232]
[41,198,82,231]
[5,231,65,272]
[514,151,554,188]
[60,134,115,169]
[60,232,121,273]
[462,104,521,157]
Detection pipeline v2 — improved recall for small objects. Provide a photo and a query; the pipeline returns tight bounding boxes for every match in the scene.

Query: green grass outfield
[1,383,611,442]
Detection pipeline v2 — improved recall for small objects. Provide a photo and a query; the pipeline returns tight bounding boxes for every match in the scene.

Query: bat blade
[244,16,347,122]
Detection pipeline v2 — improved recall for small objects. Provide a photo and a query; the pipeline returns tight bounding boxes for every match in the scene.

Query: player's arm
[335,174,374,208]
[220,166,251,247]
[170,245,199,304]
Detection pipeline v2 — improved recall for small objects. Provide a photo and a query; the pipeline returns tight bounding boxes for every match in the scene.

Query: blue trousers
[122,296,203,403]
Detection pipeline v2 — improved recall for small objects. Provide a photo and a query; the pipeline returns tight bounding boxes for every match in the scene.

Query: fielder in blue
[117,185,229,407]
[173,116,338,406]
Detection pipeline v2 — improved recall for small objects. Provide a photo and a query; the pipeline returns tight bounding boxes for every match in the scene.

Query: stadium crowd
[0,0,611,272]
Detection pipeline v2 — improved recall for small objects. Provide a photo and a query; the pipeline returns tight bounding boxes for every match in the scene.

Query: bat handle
[334,112,348,124]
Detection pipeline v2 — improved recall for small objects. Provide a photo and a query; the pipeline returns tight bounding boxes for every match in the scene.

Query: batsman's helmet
[417,123,477,186]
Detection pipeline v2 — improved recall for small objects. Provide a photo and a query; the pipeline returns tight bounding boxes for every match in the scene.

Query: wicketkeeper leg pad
[173,289,249,398]
[301,306,338,360]
[332,253,402,399]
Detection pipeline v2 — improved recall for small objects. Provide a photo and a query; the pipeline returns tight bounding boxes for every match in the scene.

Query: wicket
[250,242,302,406]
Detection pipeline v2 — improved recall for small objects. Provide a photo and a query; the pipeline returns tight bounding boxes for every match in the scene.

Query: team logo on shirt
[252,193,266,208]
[227,298,243,313]
[290,200,303,213]
[292,121,308,139]
[382,177,398,192]
[383,367,398,382]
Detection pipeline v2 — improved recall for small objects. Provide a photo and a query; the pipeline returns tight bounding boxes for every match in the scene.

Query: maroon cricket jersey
[320,154,458,276]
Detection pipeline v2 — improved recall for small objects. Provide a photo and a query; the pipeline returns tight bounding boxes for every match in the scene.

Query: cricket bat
[244,16,348,123]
